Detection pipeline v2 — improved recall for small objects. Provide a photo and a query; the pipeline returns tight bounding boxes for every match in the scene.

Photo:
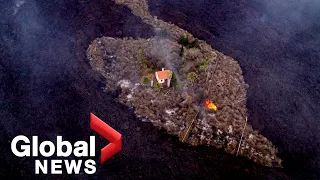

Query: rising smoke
[152,28,185,92]
[147,0,320,175]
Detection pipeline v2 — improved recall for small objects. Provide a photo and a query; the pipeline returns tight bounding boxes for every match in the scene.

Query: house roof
[155,70,171,80]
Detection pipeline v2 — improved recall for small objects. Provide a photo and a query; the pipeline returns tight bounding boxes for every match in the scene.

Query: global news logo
[10,113,122,174]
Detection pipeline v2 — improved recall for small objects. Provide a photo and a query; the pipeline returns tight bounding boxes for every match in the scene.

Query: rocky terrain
[88,1,282,167]
[147,0,320,178]
[5,0,316,178]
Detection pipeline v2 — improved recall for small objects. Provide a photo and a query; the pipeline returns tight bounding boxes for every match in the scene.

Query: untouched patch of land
[88,0,282,167]
[146,0,320,178]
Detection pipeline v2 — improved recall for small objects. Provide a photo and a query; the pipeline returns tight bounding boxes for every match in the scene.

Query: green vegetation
[167,70,173,78]
[178,35,200,49]
[138,48,148,69]
[187,72,198,82]
[198,55,214,72]
[204,53,215,62]
[190,38,200,48]
[178,35,189,46]
[199,63,209,72]
[153,81,162,91]
[141,75,150,84]
[171,72,179,88]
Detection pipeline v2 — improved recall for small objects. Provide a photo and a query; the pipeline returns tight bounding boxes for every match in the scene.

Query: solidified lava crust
[88,1,282,167]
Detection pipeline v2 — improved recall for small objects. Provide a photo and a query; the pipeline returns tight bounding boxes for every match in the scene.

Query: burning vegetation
[87,0,282,168]
[205,99,217,111]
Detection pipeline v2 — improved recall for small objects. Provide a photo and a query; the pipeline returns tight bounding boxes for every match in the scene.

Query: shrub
[171,72,179,88]
[187,72,198,82]
[178,35,190,47]
[167,70,173,78]
[204,53,215,63]
[198,56,214,72]
[199,64,209,72]
[153,81,162,91]
[178,35,200,49]
[141,76,150,84]
[138,48,147,69]
[189,38,200,49]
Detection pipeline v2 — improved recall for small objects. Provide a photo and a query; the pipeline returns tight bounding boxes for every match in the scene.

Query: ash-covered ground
[88,35,282,167]
[0,0,299,179]
[147,0,320,178]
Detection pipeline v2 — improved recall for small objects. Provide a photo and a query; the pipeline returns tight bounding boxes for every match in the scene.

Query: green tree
[138,48,148,69]
[198,56,214,72]
[140,76,150,84]
[178,35,200,49]
[171,72,179,88]
[187,72,198,82]
[178,35,190,47]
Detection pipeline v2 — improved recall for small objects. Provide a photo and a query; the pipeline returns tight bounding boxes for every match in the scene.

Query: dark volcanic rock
[0,0,289,179]
[148,0,320,178]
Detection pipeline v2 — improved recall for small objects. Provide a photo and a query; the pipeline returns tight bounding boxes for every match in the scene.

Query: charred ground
[147,0,320,178]
[88,35,282,167]
[0,0,299,179]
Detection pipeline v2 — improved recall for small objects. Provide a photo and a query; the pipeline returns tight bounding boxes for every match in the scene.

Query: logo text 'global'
[10,113,122,174]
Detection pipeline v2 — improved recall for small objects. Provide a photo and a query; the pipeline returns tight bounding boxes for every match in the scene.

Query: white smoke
[257,0,320,40]
[151,28,185,91]
[13,0,26,15]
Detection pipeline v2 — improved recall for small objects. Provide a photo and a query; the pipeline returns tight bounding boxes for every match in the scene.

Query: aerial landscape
[87,3,282,167]
[0,0,319,179]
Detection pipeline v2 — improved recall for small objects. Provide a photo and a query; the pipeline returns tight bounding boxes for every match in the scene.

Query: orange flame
[205,99,217,111]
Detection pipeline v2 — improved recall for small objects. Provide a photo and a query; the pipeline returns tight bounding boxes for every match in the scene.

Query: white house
[155,68,172,87]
